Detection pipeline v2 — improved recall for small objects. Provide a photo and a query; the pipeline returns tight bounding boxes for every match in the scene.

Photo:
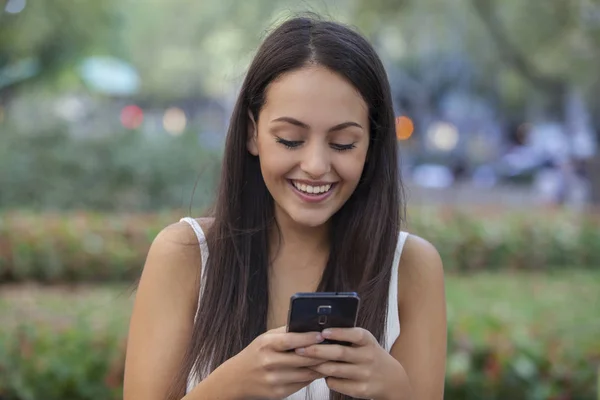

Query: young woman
[123,15,446,400]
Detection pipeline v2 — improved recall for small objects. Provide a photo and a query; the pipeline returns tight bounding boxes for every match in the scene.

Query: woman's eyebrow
[271,116,363,132]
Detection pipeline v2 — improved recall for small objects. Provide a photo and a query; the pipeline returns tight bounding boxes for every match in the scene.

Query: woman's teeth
[292,181,332,194]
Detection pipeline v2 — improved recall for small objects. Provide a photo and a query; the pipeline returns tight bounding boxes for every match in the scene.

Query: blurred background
[0,0,599,399]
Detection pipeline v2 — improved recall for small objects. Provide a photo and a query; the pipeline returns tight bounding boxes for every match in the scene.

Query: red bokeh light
[120,105,144,129]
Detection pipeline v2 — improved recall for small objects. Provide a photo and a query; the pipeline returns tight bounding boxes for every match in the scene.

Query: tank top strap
[385,230,409,351]
[180,217,209,270]
[391,231,409,287]
[180,217,209,319]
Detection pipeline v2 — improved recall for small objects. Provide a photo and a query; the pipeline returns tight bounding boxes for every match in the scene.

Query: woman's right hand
[214,326,326,400]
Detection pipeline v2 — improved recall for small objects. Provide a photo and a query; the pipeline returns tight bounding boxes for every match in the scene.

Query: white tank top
[180,217,409,399]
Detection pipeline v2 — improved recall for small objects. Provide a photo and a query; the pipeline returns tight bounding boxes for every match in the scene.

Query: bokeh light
[4,0,26,14]
[163,107,187,136]
[396,116,414,140]
[427,122,459,151]
[120,104,144,130]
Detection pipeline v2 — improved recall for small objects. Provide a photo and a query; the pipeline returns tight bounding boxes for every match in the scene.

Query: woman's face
[248,65,370,228]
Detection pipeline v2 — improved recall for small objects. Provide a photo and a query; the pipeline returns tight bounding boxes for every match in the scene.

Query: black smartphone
[287,292,360,345]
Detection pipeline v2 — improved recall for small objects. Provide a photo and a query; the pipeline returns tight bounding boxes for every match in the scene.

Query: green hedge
[0,311,598,399]
[408,207,600,271]
[446,319,600,400]
[0,129,221,211]
[0,209,599,283]
[0,212,165,283]
[0,322,124,400]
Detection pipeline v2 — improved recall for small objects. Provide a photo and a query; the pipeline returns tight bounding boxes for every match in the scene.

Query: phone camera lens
[317,305,332,315]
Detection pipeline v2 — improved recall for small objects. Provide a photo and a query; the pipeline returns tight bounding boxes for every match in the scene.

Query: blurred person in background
[123,15,446,400]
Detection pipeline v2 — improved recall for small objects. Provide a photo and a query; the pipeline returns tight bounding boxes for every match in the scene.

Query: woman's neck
[269,206,330,274]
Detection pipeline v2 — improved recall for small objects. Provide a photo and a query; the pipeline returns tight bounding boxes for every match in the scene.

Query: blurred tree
[117,0,353,101]
[469,0,600,115]
[0,0,117,103]
[352,0,600,120]
[469,0,600,203]
[351,0,600,203]
[352,0,410,37]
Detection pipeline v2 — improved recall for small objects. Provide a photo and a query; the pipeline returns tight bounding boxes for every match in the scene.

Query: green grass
[446,270,600,356]
[0,284,134,332]
[1,270,599,356]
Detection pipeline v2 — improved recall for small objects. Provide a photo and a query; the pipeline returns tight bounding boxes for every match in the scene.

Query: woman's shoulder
[178,217,215,238]
[151,216,215,257]
[399,234,442,268]
[140,217,214,285]
[130,220,208,332]
[397,234,445,304]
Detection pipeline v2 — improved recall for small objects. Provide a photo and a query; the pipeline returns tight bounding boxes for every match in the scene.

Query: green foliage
[0,1,117,93]
[0,322,124,400]
[445,318,600,400]
[2,0,600,113]
[444,269,600,399]
[0,208,599,283]
[0,272,598,399]
[0,129,221,212]
[0,212,163,283]
[406,207,600,271]
[0,300,598,399]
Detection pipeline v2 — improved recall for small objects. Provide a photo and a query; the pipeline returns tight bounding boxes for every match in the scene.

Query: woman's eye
[275,137,356,152]
[331,143,356,152]
[275,137,303,149]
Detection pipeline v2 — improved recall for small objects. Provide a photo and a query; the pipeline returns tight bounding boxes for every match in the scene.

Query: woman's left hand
[296,327,408,400]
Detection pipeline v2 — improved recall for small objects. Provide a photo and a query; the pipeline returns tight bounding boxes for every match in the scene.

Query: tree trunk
[589,154,600,205]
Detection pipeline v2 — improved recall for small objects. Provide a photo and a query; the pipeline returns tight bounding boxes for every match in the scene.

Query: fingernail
[322,329,332,338]
[296,347,305,355]
[316,333,323,342]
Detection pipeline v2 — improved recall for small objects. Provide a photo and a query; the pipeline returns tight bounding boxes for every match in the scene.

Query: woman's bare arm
[123,221,202,400]
[390,234,447,400]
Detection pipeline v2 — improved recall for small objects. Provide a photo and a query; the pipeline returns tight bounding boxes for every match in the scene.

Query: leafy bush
[0,212,165,283]
[0,129,221,212]
[0,313,598,399]
[446,316,600,400]
[0,322,124,400]
[406,207,600,271]
[0,209,599,283]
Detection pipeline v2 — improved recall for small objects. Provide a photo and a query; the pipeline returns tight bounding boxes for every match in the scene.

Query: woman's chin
[290,212,332,229]
[274,202,337,230]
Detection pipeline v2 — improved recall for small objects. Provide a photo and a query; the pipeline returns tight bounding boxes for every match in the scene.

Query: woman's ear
[247,111,259,156]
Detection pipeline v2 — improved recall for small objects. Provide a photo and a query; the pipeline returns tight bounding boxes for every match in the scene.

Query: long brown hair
[171,15,404,400]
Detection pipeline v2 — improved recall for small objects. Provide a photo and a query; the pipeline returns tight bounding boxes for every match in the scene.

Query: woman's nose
[300,143,331,178]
